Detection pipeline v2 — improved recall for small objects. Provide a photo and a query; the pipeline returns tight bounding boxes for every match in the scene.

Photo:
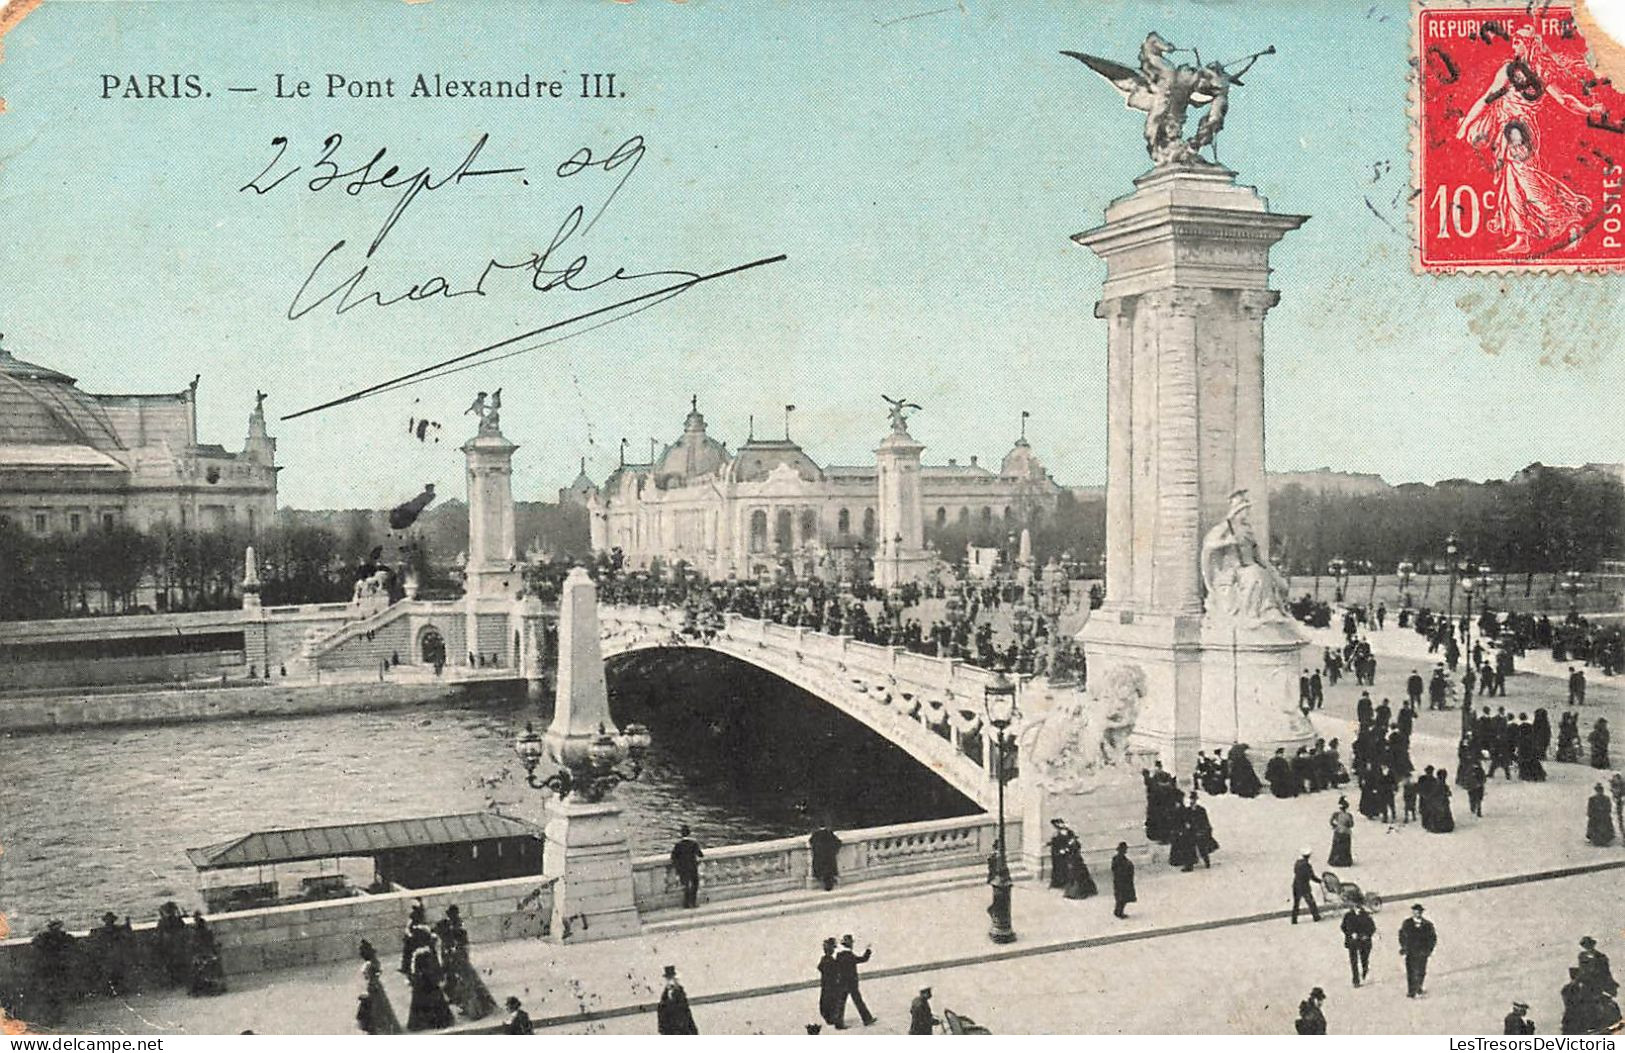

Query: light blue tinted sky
[1,0,1619,509]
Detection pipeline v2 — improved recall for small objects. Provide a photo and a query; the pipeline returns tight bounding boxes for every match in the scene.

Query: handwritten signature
[240,133,699,320]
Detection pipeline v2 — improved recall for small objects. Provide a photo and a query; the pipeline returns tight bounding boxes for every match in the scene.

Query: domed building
[586,398,1060,581]
[0,338,277,537]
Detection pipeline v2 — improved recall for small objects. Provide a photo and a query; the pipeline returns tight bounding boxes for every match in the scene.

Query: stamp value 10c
[1416,1,1625,271]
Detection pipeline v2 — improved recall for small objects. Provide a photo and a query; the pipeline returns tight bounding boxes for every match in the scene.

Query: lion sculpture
[1017,663,1146,793]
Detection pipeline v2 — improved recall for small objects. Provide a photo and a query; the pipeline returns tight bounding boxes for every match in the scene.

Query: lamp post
[1444,534,1460,618]
[1459,576,1476,666]
[514,719,651,802]
[1559,569,1584,615]
[983,668,1019,945]
[1328,556,1348,603]
[1396,560,1415,609]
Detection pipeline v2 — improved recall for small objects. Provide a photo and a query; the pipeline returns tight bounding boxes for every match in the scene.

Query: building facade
[0,341,277,536]
[585,400,1061,581]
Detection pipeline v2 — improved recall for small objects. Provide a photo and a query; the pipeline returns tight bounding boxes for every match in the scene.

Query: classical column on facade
[538,567,641,942]
[1074,163,1313,773]
[874,407,932,589]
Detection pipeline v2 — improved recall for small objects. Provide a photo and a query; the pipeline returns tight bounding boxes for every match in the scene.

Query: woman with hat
[1294,988,1328,1034]
[1328,797,1356,867]
[1586,784,1617,846]
[355,939,402,1034]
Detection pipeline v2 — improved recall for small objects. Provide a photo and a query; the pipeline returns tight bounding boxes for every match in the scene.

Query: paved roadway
[47,631,1623,1036]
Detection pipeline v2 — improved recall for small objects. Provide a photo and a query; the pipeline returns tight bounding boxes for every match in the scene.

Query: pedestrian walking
[817,937,843,1027]
[501,996,534,1034]
[1294,988,1328,1034]
[1291,848,1323,924]
[1328,798,1355,867]
[356,940,402,1035]
[835,935,876,1027]
[1398,904,1438,998]
[670,825,703,909]
[1587,784,1617,846]
[1111,841,1136,919]
[657,965,699,1034]
[1503,1000,1535,1035]
[909,986,941,1035]
[1341,901,1375,986]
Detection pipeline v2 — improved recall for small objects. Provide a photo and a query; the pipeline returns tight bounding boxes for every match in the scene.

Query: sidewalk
[52,688,1625,1035]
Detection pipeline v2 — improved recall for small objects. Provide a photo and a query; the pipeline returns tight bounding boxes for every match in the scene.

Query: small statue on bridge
[1018,663,1145,793]
[1062,33,1274,167]
[466,388,503,434]
[881,394,921,435]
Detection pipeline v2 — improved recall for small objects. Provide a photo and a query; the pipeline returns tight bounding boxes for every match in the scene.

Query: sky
[0,0,1620,510]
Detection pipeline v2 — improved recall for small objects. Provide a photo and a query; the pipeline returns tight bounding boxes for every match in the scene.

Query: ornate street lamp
[983,668,1019,945]
[514,719,651,802]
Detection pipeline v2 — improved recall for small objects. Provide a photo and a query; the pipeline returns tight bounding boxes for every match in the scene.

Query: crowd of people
[22,901,225,1025]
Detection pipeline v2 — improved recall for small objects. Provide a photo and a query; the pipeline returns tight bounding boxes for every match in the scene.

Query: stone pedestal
[1021,769,1152,880]
[874,427,932,588]
[542,796,640,942]
[1199,620,1316,751]
[1074,163,1313,774]
[463,426,520,600]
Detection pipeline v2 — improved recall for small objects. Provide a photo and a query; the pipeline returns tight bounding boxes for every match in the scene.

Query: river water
[0,651,976,933]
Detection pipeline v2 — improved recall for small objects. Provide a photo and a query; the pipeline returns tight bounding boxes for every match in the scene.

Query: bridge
[597,604,1031,811]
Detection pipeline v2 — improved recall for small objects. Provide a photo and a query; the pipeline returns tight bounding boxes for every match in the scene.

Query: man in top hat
[1340,898,1376,986]
[909,986,940,1035]
[1578,936,1618,996]
[1504,1000,1535,1034]
[835,934,876,1027]
[1294,987,1328,1034]
[657,964,698,1034]
[1291,848,1322,924]
[1398,904,1438,998]
[502,996,534,1034]
[670,824,704,909]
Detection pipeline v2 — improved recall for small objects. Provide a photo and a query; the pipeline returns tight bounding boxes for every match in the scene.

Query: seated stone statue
[1200,489,1292,626]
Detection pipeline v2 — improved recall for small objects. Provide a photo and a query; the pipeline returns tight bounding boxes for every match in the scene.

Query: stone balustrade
[0,874,556,1015]
[630,813,1018,914]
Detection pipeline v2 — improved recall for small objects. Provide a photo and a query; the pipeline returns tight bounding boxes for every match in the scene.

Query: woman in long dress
[356,940,402,1035]
[1167,801,1198,871]
[1590,719,1611,770]
[1328,798,1355,866]
[406,944,453,1031]
[1062,834,1097,899]
[1429,770,1456,833]
[1227,744,1262,798]
[1557,712,1581,763]
[1586,785,1617,846]
[437,906,498,1021]
[187,913,227,996]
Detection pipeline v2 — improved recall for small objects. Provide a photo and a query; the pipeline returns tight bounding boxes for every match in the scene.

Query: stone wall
[0,650,242,691]
[630,813,1015,913]
[0,875,554,1016]
[0,679,465,733]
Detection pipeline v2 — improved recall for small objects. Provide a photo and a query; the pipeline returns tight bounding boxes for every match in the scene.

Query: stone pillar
[541,567,639,942]
[874,426,931,588]
[1074,164,1312,772]
[463,423,520,599]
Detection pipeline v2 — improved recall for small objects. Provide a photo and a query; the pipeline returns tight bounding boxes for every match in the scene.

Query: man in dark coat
[1294,988,1328,1034]
[657,965,699,1034]
[1578,936,1619,996]
[908,986,940,1035]
[1111,842,1136,919]
[1341,902,1376,985]
[1266,748,1295,798]
[1291,849,1322,923]
[809,826,842,890]
[28,920,75,1024]
[1504,1001,1535,1034]
[502,996,534,1034]
[834,935,876,1027]
[1398,904,1438,998]
[670,825,704,909]
[1186,792,1216,868]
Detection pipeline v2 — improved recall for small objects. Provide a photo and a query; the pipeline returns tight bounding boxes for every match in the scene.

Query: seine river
[0,652,976,933]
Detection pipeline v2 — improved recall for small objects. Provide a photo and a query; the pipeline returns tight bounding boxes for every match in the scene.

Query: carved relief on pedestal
[1017,663,1145,793]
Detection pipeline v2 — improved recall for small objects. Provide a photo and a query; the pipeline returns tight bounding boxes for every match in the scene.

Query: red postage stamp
[1415,1,1625,271]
